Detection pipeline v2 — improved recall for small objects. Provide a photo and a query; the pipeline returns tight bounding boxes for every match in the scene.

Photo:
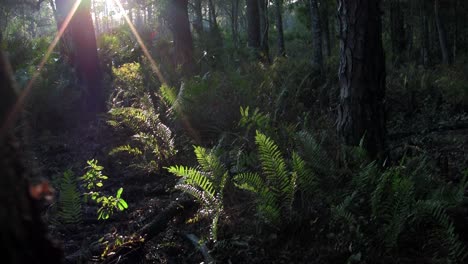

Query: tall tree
[389,0,406,63]
[321,0,331,58]
[55,0,105,114]
[258,0,270,61]
[247,0,261,57]
[434,0,450,64]
[310,0,323,70]
[274,0,286,56]
[336,0,386,158]
[167,0,195,77]
[193,0,204,37]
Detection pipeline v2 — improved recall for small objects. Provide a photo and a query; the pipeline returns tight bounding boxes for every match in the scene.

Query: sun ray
[111,0,200,143]
[1,0,83,135]
[111,0,166,85]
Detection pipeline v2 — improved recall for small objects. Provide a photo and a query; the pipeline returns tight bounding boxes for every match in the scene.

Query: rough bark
[274,0,286,56]
[310,0,323,70]
[321,0,331,58]
[167,0,195,77]
[193,0,204,37]
[230,0,240,48]
[247,0,261,57]
[0,51,63,264]
[434,0,450,64]
[258,0,270,62]
[420,6,430,67]
[390,0,406,63]
[337,0,386,159]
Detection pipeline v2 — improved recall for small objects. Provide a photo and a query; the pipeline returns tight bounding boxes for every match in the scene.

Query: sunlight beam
[1,0,82,135]
[111,0,167,85]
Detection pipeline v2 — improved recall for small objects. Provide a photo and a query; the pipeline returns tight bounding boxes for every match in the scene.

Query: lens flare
[1,0,82,134]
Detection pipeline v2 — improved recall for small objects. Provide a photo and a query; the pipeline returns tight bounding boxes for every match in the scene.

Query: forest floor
[26,92,468,264]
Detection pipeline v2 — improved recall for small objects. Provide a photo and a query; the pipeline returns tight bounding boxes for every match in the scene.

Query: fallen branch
[389,122,468,140]
[184,233,214,264]
[137,197,195,241]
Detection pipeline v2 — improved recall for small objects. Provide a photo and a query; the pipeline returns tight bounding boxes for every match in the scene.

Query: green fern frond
[416,200,468,262]
[255,131,289,197]
[57,169,82,225]
[296,131,334,176]
[234,172,265,193]
[160,84,177,106]
[167,165,215,197]
[291,152,316,201]
[175,184,216,206]
[109,144,143,156]
[194,146,226,182]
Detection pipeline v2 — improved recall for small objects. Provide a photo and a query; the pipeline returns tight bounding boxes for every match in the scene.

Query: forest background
[1,0,468,263]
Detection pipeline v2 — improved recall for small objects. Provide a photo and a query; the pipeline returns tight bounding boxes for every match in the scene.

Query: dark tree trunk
[337,0,386,159]
[55,0,105,114]
[321,0,331,58]
[167,0,195,77]
[70,0,105,113]
[420,6,430,67]
[54,0,74,61]
[258,0,270,62]
[247,0,261,56]
[390,0,406,63]
[310,0,323,70]
[0,51,63,264]
[274,0,286,56]
[434,0,450,64]
[193,0,204,36]
[231,0,240,48]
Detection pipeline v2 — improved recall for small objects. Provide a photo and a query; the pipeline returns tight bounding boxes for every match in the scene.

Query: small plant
[81,159,128,220]
[167,146,228,241]
[57,169,82,225]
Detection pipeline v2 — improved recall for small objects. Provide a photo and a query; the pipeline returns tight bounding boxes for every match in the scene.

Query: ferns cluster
[234,131,316,228]
[107,107,176,172]
[57,169,82,225]
[331,157,468,262]
[167,146,228,241]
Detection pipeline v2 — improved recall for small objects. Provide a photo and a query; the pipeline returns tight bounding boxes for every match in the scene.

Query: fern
[233,132,315,228]
[107,107,176,172]
[57,169,82,225]
[168,165,215,197]
[166,147,228,241]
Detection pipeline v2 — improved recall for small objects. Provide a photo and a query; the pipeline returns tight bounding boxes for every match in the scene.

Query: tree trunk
[310,0,323,70]
[274,0,286,56]
[434,0,450,64]
[337,0,386,159]
[420,6,430,67]
[231,0,240,49]
[55,0,105,114]
[0,51,63,264]
[247,0,261,57]
[70,0,105,113]
[193,0,204,37]
[321,0,331,58]
[167,0,195,77]
[390,0,405,63]
[258,0,270,62]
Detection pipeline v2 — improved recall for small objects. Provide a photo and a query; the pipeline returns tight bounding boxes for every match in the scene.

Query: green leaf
[96,182,103,188]
[116,187,123,199]
[117,199,128,210]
